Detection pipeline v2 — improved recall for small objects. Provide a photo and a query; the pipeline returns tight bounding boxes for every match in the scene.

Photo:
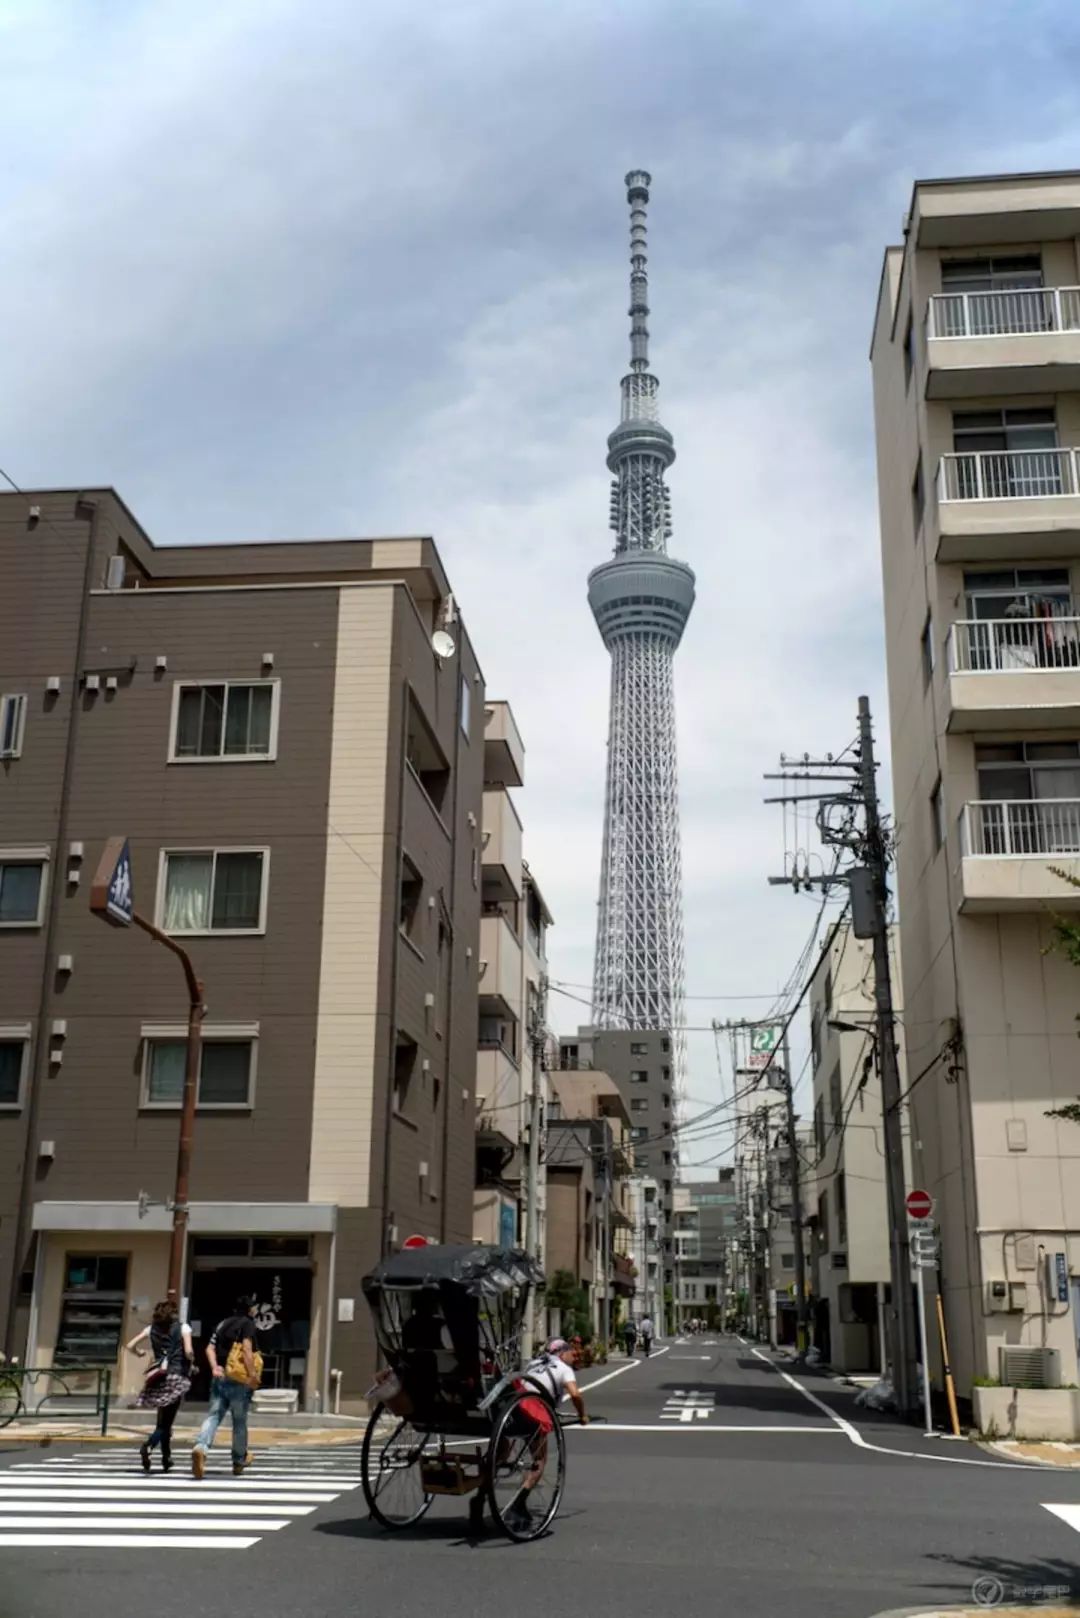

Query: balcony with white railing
[925,287,1080,399]
[935,450,1080,562]
[959,799,1080,911]
[947,615,1080,731]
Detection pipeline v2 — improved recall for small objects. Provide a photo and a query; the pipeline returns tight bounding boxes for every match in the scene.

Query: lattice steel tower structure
[589,170,695,1032]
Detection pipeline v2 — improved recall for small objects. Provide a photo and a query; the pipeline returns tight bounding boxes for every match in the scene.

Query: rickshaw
[360,1243,565,1542]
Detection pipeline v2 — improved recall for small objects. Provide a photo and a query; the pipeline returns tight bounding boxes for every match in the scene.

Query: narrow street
[2,1338,1079,1618]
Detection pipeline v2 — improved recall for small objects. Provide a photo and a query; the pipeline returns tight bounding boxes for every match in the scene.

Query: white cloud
[3,0,1079,1164]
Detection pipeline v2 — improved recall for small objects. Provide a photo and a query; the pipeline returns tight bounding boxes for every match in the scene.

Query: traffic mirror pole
[91,839,205,1305]
[915,1258,933,1436]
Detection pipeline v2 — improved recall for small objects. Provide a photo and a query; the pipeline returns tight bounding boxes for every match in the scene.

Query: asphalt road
[2,1336,1079,1618]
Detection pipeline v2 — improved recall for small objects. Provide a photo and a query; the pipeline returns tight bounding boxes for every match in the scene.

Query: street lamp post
[90,837,205,1304]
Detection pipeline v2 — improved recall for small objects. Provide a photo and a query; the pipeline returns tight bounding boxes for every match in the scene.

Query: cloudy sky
[4,0,1079,1164]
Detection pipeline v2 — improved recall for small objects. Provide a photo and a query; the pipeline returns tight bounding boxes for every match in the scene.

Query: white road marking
[0,1501,315,1516]
[0,1487,338,1502]
[570,1423,845,1433]
[0,1517,289,1532]
[579,1344,670,1392]
[670,1355,713,1361]
[0,1444,360,1551]
[0,1534,258,1549]
[1044,1503,1080,1533]
[748,1347,1050,1471]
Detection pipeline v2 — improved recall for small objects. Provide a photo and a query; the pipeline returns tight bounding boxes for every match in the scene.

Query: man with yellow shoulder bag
[191,1295,263,1478]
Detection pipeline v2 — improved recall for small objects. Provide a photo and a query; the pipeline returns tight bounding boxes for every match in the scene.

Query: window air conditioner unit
[999,1345,1060,1389]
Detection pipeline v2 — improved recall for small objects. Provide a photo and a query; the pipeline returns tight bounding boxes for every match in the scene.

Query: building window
[930,777,945,853]
[810,1004,822,1071]
[781,1253,795,1270]
[629,1070,648,1084]
[941,254,1042,295]
[823,969,832,1015]
[630,1041,649,1055]
[142,1028,257,1108]
[171,681,279,761]
[817,1191,830,1252]
[55,1255,129,1366]
[662,1150,671,1165]
[814,1095,825,1159]
[471,847,479,888]
[0,694,27,759]
[963,566,1071,624]
[399,856,423,947]
[661,1065,671,1082]
[0,851,48,927]
[902,310,914,388]
[661,1037,670,1053]
[406,694,450,815]
[837,1171,847,1245]
[911,454,925,537]
[951,406,1058,498]
[394,1037,416,1115]
[434,922,448,1035]
[0,1028,30,1108]
[460,676,471,738]
[829,1065,842,1129]
[631,1126,648,1141]
[631,1098,649,1112]
[159,849,267,933]
[921,612,935,687]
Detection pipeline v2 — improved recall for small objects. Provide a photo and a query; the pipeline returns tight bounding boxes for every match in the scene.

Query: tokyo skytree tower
[589,171,695,1032]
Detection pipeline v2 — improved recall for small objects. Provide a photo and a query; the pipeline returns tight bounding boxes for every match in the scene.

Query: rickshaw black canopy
[362,1243,544,1298]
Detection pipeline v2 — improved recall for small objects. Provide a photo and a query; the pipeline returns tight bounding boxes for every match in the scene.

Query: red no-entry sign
[402,1234,431,1249]
[906,1189,933,1220]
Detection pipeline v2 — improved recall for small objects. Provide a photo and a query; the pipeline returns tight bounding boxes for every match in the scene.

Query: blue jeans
[194,1378,252,1464]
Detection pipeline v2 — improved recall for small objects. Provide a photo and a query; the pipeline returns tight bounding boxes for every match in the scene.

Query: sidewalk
[981,1437,1080,1468]
[0,1406,368,1445]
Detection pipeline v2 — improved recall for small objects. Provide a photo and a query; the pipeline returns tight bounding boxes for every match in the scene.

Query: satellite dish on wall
[432,629,456,660]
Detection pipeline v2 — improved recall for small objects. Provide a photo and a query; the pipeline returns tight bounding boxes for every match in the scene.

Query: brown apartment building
[0,487,492,1407]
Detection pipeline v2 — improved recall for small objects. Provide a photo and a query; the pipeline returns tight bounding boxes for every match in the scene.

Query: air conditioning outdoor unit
[999,1345,1061,1389]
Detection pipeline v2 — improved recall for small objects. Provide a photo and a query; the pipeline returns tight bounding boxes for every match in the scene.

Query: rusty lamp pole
[90,837,205,1304]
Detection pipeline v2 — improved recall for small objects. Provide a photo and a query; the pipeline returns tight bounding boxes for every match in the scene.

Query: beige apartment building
[871,171,1080,1401]
[807,925,907,1374]
[0,487,489,1408]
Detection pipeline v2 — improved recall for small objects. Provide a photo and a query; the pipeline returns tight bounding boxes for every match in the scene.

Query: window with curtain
[162,850,265,932]
[173,682,276,759]
[145,1037,255,1106]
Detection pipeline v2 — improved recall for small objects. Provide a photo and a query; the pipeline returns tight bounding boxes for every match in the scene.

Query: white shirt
[639,1318,654,1334]
[524,1355,577,1406]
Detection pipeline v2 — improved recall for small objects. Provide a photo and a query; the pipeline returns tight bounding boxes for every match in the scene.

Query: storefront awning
[32,1201,338,1234]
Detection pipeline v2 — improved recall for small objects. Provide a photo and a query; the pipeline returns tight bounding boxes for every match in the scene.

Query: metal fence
[963,799,1080,858]
[949,615,1080,672]
[0,1365,112,1435]
[937,448,1079,503]
[928,286,1080,339]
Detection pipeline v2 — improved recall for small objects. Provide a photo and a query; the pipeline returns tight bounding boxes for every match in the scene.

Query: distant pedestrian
[622,1319,637,1357]
[191,1295,263,1478]
[639,1315,654,1357]
[126,1300,193,1473]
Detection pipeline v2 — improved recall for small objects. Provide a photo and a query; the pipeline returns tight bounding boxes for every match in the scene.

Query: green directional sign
[749,1025,782,1067]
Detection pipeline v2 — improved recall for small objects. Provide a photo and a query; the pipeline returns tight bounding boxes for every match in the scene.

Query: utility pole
[856,695,918,1418]
[523,974,547,1351]
[762,695,918,1416]
[781,1022,810,1357]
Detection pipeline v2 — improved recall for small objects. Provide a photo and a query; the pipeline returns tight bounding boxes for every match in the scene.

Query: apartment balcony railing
[938,448,1080,504]
[928,287,1080,340]
[963,799,1080,858]
[949,616,1080,673]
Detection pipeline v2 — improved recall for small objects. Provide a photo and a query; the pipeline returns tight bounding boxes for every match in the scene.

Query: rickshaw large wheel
[486,1388,566,1542]
[361,1406,434,1529]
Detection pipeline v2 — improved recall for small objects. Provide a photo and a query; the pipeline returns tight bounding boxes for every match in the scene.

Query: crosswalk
[0,1443,363,1550]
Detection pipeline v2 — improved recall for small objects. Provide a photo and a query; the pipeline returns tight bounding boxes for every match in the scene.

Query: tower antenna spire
[626,169,651,373]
